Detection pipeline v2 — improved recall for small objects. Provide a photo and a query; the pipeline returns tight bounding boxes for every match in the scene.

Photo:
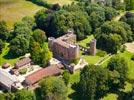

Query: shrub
[19,68,27,75]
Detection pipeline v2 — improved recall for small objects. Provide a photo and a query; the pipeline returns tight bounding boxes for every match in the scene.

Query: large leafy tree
[104,6,118,20]
[30,40,42,64]
[30,38,52,67]
[120,12,134,39]
[33,29,47,46]
[39,77,67,100]
[41,44,52,67]
[0,21,9,41]
[50,10,92,40]
[35,9,50,32]
[10,35,30,56]
[35,7,92,40]
[95,21,133,53]
[107,55,128,90]
[15,89,35,100]
[13,21,32,39]
[79,65,109,100]
[22,16,36,30]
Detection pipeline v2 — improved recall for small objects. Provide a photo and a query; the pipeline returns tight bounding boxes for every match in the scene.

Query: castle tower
[89,39,97,56]
[69,44,80,60]
[48,37,55,51]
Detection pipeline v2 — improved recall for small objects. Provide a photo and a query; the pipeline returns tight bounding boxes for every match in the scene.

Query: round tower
[89,39,97,56]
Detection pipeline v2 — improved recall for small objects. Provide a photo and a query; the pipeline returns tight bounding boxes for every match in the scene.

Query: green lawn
[0,0,43,29]
[0,43,20,66]
[78,35,94,47]
[117,51,134,80]
[67,71,80,100]
[82,54,103,65]
[78,35,103,65]
[101,93,118,100]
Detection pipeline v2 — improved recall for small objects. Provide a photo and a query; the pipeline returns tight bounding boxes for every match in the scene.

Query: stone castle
[48,30,97,61]
[48,30,80,61]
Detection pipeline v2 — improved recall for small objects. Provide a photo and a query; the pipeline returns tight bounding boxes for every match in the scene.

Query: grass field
[78,35,94,47]
[0,0,43,29]
[0,43,20,66]
[46,0,74,5]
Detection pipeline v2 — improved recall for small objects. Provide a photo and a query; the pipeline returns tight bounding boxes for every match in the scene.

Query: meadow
[0,0,43,29]
[0,0,74,29]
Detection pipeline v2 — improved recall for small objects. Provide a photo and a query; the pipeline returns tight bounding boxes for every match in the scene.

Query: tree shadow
[34,87,43,100]
[68,83,81,100]
[3,51,18,59]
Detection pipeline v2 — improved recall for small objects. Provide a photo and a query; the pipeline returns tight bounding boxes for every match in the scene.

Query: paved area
[125,42,134,53]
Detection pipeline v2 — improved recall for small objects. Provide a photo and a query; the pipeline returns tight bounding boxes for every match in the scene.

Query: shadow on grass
[68,83,81,100]
[3,51,18,59]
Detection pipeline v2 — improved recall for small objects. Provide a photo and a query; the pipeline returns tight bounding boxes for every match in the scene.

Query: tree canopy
[10,35,30,56]
[39,77,67,100]
[15,89,35,100]
[0,21,9,41]
[79,65,109,100]
[107,55,128,90]
[95,21,133,53]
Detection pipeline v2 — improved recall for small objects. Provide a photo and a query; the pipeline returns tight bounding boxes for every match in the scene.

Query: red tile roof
[14,57,31,69]
[25,64,62,85]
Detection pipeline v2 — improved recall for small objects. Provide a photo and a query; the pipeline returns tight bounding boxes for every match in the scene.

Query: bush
[96,50,107,57]
[19,68,27,75]
[131,55,134,61]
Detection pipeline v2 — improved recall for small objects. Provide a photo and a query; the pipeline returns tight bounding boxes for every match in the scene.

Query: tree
[62,70,70,86]
[104,6,118,20]
[50,10,92,40]
[39,77,67,100]
[13,21,32,39]
[41,44,52,67]
[120,12,134,39]
[15,89,35,100]
[0,39,5,54]
[95,21,133,53]
[35,9,50,31]
[10,35,30,56]
[30,39,52,67]
[86,4,105,32]
[51,3,61,11]
[0,21,9,41]
[107,55,128,90]
[125,0,134,10]
[112,0,125,10]
[79,65,109,100]
[22,16,36,30]
[33,29,47,46]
